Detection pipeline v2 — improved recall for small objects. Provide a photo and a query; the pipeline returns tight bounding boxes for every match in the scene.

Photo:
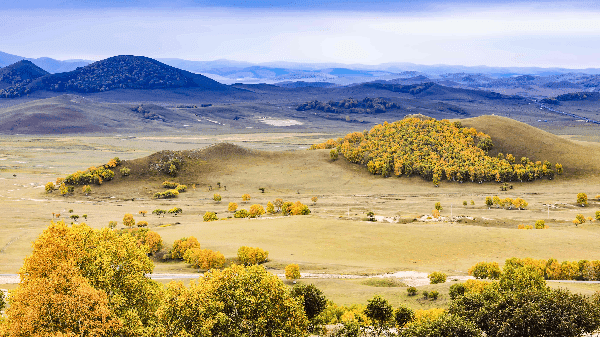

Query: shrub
[468,262,501,279]
[282,201,294,215]
[70,214,79,221]
[429,290,439,300]
[249,204,265,218]
[0,289,5,312]
[330,148,339,160]
[139,210,147,217]
[228,202,238,212]
[108,220,117,229]
[290,284,328,322]
[163,181,178,188]
[401,314,483,337]
[234,209,249,218]
[266,201,274,214]
[152,209,166,217]
[45,182,55,193]
[407,286,418,296]
[171,236,200,260]
[237,246,268,265]
[184,248,225,270]
[422,290,429,299]
[449,283,466,300]
[137,221,148,228]
[485,197,493,208]
[120,167,131,176]
[291,201,311,215]
[82,185,92,195]
[213,193,221,202]
[428,271,447,284]
[154,189,179,199]
[470,200,475,205]
[435,202,443,211]
[535,220,546,229]
[285,264,301,280]
[463,200,468,206]
[242,193,251,202]
[203,211,218,222]
[311,196,318,203]
[175,184,187,192]
[575,214,586,225]
[596,210,600,221]
[577,193,588,206]
[394,306,415,328]
[168,207,182,216]
[123,213,135,228]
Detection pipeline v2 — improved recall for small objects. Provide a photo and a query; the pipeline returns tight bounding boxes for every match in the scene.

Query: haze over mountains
[0,53,599,135]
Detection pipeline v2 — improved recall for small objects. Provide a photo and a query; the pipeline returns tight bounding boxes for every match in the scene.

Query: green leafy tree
[364,295,394,336]
[394,306,415,328]
[153,264,308,336]
[290,283,328,333]
[401,314,483,337]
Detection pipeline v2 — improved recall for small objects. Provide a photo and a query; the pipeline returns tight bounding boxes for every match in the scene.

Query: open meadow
[2,115,600,311]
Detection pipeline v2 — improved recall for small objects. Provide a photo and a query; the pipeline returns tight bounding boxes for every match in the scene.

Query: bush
[463,200,468,206]
[291,283,328,324]
[162,181,178,189]
[234,209,249,218]
[428,271,447,284]
[171,236,201,260]
[168,207,182,216]
[394,306,415,328]
[470,200,475,205]
[330,148,339,160]
[183,248,225,270]
[429,290,440,300]
[108,220,118,229]
[123,213,135,228]
[285,263,301,280]
[485,197,493,208]
[45,182,55,193]
[120,167,131,176]
[152,209,166,217]
[203,211,218,222]
[242,193,251,202]
[136,221,148,228]
[237,246,268,265]
[213,193,221,202]
[422,290,429,299]
[291,201,311,215]
[249,204,265,218]
[535,220,546,229]
[596,210,600,221]
[577,193,588,206]
[228,202,238,212]
[401,314,483,337]
[407,286,418,296]
[449,283,466,300]
[0,289,5,312]
[153,189,179,199]
[175,184,186,192]
[468,262,501,279]
[435,202,443,211]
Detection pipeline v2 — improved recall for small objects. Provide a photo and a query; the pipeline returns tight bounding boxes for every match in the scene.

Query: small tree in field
[266,201,275,214]
[485,197,493,208]
[274,198,284,212]
[45,182,55,193]
[82,185,92,195]
[428,271,447,284]
[137,221,148,228]
[123,213,135,228]
[535,220,547,229]
[513,198,528,210]
[228,202,238,213]
[364,295,394,336]
[596,210,600,221]
[435,202,443,211]
[463,200,468,206]
[242,194,251,202]
[330,148,339,161]
[285,264,300,280]
[249,204,265,218]
[577,193,588,207]
[120,167,131,176]
[213,193,222,203]
[203,211,218,222]
[574,214,586,226]
[311,196,318,204]
[108,220,117,229]
[432,209,441,219]
[139,210,147,217]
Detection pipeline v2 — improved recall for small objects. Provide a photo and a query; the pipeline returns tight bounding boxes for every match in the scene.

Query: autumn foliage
[311,118,560,184]
[184,248,226,270]
[171,236,201,259]
[237,246,269,265]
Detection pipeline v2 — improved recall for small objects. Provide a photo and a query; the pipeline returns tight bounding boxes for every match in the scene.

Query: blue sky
[2,0,600,68]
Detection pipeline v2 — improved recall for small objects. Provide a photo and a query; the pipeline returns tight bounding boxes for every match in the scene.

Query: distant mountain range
[1,51,600,99]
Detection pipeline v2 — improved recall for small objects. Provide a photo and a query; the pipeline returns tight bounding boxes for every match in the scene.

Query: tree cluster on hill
[0,60,49,98]
[363,82,436,95]
[312,118,560,184]
[296,97,400,114]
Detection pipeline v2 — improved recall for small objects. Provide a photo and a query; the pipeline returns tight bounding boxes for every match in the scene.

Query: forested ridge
[312,117,561,185]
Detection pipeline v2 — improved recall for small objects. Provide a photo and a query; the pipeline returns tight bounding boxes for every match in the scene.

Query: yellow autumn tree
[5,221,162,336]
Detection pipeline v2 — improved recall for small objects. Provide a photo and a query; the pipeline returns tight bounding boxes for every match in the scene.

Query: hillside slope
[461,115,600,175]
[0,55,228,97]
[0,60,49,92]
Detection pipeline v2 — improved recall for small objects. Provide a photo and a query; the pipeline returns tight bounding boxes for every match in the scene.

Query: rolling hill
[0,55,228,98]
[0,61,49,93]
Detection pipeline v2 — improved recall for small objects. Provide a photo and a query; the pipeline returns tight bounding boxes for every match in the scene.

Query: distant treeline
[296,97,400,114]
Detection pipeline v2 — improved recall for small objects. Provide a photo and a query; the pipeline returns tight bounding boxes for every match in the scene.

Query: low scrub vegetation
[237,246,268,265]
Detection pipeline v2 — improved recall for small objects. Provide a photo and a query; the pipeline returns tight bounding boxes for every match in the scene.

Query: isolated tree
[237,246,269,265]
[171,236,201,260]
[364,295,394,336]
[463,200,468,206]
[435,202,443,211]
[285,263,301,280]
[108,220,117,229]
[249,204,265,218]
[577,193,588,206]
[234,209,249,218]
[213,193,222,203]
[513,198,528,210]
[45,182,55,193]
[575,214,586,226]
[311,196,318,204]
[274,198,284,212]
[428,271,447,284]
[123,213,135,228]
[555,163,563,175]
[596,211,600,221]
[70,214,79,222]
[120,167,131,176]
[485,197,493,208]
[203,211,218,222]
[228,202,238,212]
[152,209,166,217]
[137,220,148,228]
[139,210,147,217]
[242,193,251,202]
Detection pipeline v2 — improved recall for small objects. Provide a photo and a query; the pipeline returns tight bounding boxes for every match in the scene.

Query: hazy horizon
[2,0,600,69]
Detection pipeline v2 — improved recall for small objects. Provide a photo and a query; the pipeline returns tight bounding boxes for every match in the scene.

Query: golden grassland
[1,116,600,306]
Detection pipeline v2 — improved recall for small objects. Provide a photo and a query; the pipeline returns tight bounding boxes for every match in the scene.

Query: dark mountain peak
[0,60,49,83]
[0,55,227,97]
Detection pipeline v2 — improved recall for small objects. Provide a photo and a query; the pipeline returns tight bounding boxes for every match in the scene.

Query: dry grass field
[1,116,600,307]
